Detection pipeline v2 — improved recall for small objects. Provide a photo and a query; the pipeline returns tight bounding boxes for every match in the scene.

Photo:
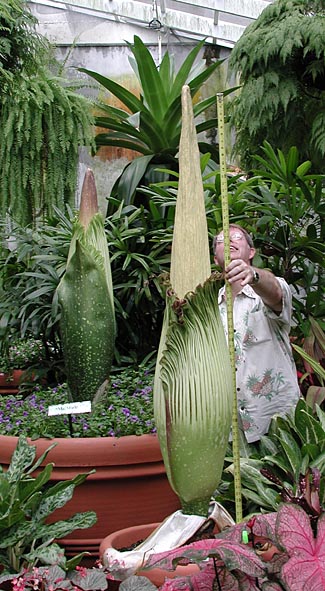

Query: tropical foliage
[0,436,96,574]
[143,503,325,591]
[0,0,94,226]
[229,0,325,171]
[0,0,47,80]
[80,36,228,206]
[216,398,325,519]
[204,142,325,343]
[0,211,70,383]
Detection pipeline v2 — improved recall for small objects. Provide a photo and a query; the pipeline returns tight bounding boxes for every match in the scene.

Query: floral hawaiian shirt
[218,277,300,443]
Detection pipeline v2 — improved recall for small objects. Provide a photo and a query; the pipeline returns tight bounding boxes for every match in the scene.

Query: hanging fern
[0,0,94,226]
[229,0,325,172]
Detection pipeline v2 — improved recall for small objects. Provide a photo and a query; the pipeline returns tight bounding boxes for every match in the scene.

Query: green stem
[181,497,211,518]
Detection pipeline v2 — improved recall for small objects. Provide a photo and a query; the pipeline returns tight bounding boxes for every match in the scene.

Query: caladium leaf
[158,560,252,591]
[276,504,325,590]
[146,537,266,578]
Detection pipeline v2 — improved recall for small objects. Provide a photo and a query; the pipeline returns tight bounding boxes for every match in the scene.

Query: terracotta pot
[100,522,201,589]
[0,434,180,559]
[0,370,25,394]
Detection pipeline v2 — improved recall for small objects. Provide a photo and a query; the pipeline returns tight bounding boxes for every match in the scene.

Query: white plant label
[48,401,92,416]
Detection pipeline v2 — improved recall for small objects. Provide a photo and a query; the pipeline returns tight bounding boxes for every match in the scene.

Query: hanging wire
[149,0,162,30]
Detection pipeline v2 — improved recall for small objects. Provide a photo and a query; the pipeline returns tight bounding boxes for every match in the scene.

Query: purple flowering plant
[0,337,45,374]
[0,366,155,438]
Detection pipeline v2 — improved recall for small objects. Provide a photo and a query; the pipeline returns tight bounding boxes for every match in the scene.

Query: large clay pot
[0,370,25,395]
[0,435,180,558]
[100,523,201,589]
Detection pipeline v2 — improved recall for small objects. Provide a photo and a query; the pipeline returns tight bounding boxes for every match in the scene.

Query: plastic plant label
[48,401,91,416]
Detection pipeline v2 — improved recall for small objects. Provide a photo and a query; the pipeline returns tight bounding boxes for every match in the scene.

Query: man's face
[214,228,255,268]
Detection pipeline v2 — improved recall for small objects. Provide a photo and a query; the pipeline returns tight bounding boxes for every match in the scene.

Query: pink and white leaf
[276,505,325,590]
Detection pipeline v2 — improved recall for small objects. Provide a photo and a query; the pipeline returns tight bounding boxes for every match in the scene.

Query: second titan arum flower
[154,85,233,517]
[57,169,116,403]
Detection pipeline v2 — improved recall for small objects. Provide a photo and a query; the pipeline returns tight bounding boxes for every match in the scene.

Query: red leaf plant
[144,504,325,591]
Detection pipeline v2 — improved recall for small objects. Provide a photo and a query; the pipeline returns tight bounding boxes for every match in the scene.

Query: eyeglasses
[215,232,245,243]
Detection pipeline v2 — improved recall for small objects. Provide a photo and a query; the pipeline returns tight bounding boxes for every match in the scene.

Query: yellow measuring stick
[216,93,242,523]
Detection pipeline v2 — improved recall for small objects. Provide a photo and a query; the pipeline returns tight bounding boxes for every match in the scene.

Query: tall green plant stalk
[57,169,115,403]
[154,86,233,517]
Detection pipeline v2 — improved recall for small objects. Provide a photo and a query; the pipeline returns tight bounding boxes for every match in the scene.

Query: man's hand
[224,259,254,286]
[225,259,283,312]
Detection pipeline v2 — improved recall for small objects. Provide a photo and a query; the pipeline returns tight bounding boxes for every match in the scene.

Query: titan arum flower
[154,86,233,517]
[57,169,116,403]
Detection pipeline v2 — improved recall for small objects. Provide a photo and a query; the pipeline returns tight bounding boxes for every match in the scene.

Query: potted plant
[99,84,235,585]
[0,434,113,589]
[140,501,325,591]
[0,436,96,572]
[0,171,180,559]
[99,394,325,590]
[0,337,45,395]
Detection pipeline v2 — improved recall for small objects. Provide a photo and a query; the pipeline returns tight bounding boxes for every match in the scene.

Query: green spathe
[155,275,233,516]
[154,86,233,517]
[57,170,115,403]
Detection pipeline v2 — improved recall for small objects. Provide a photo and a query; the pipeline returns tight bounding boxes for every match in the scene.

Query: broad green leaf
[95,134,151,154]
[127,36,168,123]
[115,155,154,203]
[29,511,97,544]
[277,428,302,478]
[79,68,144,114]
[169,38,206,102]
[158,50,172,96]
[6,436,36,480]
[19,463,53,501]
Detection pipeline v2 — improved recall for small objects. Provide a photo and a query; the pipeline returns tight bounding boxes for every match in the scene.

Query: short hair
[213,224,254,254]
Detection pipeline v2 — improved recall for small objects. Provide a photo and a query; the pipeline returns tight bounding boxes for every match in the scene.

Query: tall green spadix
[154,86,233,517]
[57,169,116,403]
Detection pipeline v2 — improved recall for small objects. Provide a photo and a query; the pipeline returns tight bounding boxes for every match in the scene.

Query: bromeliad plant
[80,36,229,206]
[57,169,116,403]
[153,85,233,517]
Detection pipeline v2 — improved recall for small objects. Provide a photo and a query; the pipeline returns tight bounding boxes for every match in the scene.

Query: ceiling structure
[30,0,272,48]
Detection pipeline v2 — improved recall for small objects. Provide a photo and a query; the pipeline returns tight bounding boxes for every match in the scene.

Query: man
[213,224,300,443]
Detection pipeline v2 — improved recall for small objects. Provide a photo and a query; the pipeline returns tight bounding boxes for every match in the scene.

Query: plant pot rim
[100,522,201,587]
[0,433,162,467]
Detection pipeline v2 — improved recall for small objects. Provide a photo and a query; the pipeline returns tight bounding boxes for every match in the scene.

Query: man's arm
[225,260,283,312]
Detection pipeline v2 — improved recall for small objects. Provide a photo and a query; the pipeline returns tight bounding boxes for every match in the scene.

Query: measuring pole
[216,93,242,523]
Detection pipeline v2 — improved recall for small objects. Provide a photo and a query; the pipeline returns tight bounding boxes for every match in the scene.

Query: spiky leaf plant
[154,86,233,517]
[57,169,115,402]
[80,36,227,205]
